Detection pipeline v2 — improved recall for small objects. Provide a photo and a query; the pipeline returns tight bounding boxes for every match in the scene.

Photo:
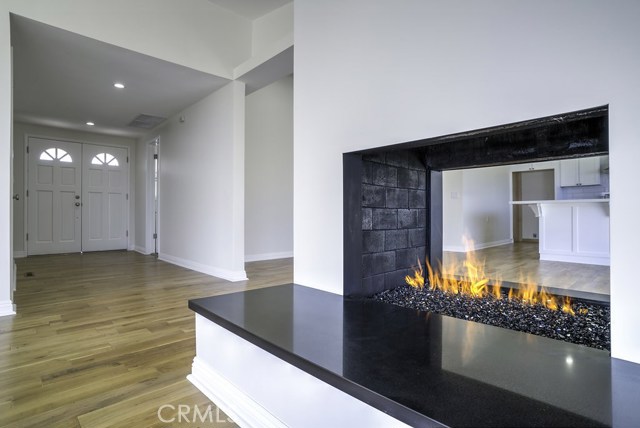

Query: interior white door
[27,138,82,255]
[82,145,129,251]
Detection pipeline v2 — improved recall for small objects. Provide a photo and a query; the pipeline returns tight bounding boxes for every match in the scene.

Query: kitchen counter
[511,199,610,265]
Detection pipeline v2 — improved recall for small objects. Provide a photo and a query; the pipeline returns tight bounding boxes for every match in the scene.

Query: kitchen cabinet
[559,157,601,187]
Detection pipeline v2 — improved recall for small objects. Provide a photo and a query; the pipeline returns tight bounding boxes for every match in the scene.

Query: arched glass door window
[39,147,73,163]
[91,153,119,166]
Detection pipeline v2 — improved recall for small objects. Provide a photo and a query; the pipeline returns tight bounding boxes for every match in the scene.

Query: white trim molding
[13,250,27,258]
[0,300,16,317]
[540,253,610,266]
[133,246,150,255]
[188,357,286,428]
[159,253,248,282]
[245,251,293,263]
[444,239,513,253]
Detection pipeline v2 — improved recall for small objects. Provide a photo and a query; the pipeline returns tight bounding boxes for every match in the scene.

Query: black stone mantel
[190,284,640,428]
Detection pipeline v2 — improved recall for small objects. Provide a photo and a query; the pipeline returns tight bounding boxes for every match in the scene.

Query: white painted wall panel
[442,170,463,251]
[443,165,511,252]
[60,191,75,241]
[0,10,13,309]
[36,191,52,242]
[149,82,246,281]
[575,204,609,256]
[245,75,293,262]
[541,205,573,253]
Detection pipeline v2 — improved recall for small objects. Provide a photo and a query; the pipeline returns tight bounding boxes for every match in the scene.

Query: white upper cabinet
[560,157,601,187]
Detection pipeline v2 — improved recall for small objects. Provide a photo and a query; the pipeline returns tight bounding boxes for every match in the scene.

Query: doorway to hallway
[512,169,555,242]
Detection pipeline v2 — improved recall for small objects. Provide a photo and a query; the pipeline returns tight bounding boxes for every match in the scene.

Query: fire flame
[405,238,577,315]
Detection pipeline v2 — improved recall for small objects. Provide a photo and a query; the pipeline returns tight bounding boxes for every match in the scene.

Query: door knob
[75,202,81,207]
[13,194,19,200]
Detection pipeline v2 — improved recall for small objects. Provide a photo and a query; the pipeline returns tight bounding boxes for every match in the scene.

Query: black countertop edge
[188,299,445,428]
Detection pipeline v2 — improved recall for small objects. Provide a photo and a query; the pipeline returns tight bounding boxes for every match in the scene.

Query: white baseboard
[188,357,286,428]
[159,253,248,282]
[0,300,16,317]
[12,261,17,295]
[133,246,150,255]
[13,250,26,258]
[444,239,513,253]
[245,251,293,263]
[540,252,610,266]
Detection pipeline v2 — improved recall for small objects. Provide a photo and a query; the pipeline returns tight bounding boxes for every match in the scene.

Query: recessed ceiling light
[113,82,125,89]
[86,122,95,126]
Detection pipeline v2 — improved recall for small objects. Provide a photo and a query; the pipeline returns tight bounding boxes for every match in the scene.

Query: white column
[0,10,16,316]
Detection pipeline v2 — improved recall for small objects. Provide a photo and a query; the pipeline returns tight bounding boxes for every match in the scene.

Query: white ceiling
[11,0,294,140]
[206,0,292,20]
[11,15,231,139]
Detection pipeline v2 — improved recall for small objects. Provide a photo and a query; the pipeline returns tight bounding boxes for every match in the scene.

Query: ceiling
[11,14,232,138]
[206,0,292,20]
[11,0,295,140]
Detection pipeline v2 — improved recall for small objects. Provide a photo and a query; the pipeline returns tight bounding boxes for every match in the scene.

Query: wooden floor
[444,242,610,295]
[0,252,293,428]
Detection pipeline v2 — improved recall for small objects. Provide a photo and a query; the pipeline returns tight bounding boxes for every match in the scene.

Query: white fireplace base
[188,314,411,428]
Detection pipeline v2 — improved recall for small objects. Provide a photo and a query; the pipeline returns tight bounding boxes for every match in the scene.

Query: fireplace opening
[343,105,610,349]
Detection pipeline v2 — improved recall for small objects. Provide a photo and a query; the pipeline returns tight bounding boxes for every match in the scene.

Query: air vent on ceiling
[128,114,166,129]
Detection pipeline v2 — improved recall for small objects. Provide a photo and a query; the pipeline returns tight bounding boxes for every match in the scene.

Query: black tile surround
[361,151,427,295]
[190,284,639,428]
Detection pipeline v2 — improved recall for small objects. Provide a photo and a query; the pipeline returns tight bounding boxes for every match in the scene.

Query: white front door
[27,139,129,255]
[82,145,129,252]
[27,138,82,255]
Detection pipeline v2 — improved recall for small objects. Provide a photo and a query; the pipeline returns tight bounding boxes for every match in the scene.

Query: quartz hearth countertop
[189,284,639,428]
[511,199,609,204]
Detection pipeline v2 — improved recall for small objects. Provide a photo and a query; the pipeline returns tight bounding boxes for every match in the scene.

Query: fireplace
[344,105,608,298]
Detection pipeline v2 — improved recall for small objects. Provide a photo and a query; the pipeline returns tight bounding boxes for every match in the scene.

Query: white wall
[245,75,293,262]
[294,0,640,364]
[463,167,511,248]
[141,81,246,281]
[443,166,511,252]
[252,3,294,57]
[0,11,12,314]
[12,122,137,256]
[442,170,463,251]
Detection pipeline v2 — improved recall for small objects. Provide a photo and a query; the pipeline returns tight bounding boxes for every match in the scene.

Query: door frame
[145,137,160,255]
[512,171,523,242]
[511,168,556,243]
[24,133,131,255]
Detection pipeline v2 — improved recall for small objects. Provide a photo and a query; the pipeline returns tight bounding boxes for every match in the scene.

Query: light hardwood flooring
[0,252,293,428]
[444,242,610,295]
